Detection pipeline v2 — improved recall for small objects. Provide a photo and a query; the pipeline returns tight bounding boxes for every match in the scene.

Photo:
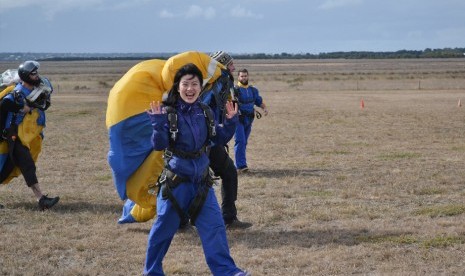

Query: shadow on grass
[57,201,123,213]
[3,201,122,213]
[243,168,330,178]
[227,228,414,248]
[123,227,415,249]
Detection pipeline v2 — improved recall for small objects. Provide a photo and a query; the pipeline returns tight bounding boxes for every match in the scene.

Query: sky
[0,0,464,54]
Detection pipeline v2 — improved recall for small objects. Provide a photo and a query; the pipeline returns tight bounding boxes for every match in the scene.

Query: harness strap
[239,112,255,124]
[199,102,216,137]
[239,98,255,104]
[165,103,216,143]
[159,169,189,226]
[165,106,178,142]
[158,168,213,227]
[188,174,214,225]
[212,74,231,123]
[165,144,209,159]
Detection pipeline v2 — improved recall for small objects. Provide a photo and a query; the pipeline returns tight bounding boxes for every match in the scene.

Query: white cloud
[318,0,363,10]
[185,5,203,18]
[230,5,264,19]
[159,5,216,20]
[113,0,151,10]
[203,7,216,20]
[185,5,216,19]
[159,9,175,18]
[0,0,36,13]
[0,0,150,17]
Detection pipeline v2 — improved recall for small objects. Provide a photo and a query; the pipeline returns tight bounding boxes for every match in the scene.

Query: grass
[377,152,421,160]
[415,205,465,218]
[1,58,465,275]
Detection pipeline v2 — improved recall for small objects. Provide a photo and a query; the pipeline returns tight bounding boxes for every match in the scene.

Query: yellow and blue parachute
[0,84,15,179]
[0,70,47,184]
[106,51,224,223]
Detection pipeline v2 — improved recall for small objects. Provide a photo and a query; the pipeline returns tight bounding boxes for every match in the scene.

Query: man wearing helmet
[200,51,252,229]
[0,61,59,210]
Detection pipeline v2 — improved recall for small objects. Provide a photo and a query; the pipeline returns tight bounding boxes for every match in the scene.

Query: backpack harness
[205,73,233,124]
[234,85,262,123]
[0,89,24,141]
[157,102,217,227]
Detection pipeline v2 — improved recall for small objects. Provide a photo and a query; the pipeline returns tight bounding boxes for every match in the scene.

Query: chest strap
[165,144,209,160]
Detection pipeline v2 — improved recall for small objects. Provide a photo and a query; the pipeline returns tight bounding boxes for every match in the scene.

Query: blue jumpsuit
[234,83,263,169]
[200,70,241,224]
[2,82,48,131]
[143,99,243,276]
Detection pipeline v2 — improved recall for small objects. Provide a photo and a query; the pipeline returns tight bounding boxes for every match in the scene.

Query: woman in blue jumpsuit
[143,63,249,276]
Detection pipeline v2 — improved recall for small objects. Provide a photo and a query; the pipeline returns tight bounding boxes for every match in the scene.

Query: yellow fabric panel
[1,106,44,184]
[0,85,14,98]
[130,204,157,223]
[0,141,7,154]
[161,51,223,91]
[125,150,164,208]
[0,103,42,155]
[17,110,44,147]
[106,59,166,128]
[1,129,42,184]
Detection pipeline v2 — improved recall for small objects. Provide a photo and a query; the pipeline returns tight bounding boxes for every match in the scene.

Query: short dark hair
[238,68,248,75]
[163,63,203,106]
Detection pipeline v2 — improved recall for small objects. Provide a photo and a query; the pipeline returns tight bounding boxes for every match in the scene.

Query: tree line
[0,47,464,61]
[235,48,465,59]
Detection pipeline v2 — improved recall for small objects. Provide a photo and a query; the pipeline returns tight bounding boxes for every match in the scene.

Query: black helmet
[18,61,41,86]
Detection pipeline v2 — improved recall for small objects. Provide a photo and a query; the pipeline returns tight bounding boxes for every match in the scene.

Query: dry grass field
[1,58,465,275]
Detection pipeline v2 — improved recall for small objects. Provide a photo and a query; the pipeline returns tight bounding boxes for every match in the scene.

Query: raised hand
[225,100,238,119]
[147,101,164,115]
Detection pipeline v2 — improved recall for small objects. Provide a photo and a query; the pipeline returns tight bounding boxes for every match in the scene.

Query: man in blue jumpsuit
[200,51,252,229]
[234,68,268,173]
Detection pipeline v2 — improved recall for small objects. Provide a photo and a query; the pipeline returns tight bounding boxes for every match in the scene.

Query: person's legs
[3,139,59,209]
[209,145,238,223]
[14,141,59,209]
[195,187,243,276]
[234,123,247,169]
[144,183,192,275]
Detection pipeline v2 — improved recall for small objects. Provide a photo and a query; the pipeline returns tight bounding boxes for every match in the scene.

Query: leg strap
[159,168,214,227]
[188,170,214,225]
[159,169,189,227]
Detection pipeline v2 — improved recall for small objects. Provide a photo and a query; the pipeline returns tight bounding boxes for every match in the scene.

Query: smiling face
[178,74,201,104]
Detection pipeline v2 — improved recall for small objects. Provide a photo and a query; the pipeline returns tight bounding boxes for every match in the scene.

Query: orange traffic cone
[458,99,462,107]
[360,98,365,109]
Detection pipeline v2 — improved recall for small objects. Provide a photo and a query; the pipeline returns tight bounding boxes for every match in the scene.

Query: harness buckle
[210,123,216,136]
[164,150,173,159]
[158,172,167,185]
[170,130,178,141]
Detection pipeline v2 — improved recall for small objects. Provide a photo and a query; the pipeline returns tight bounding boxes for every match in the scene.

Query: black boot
[225,218,252,229]
[38,195,59,210]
